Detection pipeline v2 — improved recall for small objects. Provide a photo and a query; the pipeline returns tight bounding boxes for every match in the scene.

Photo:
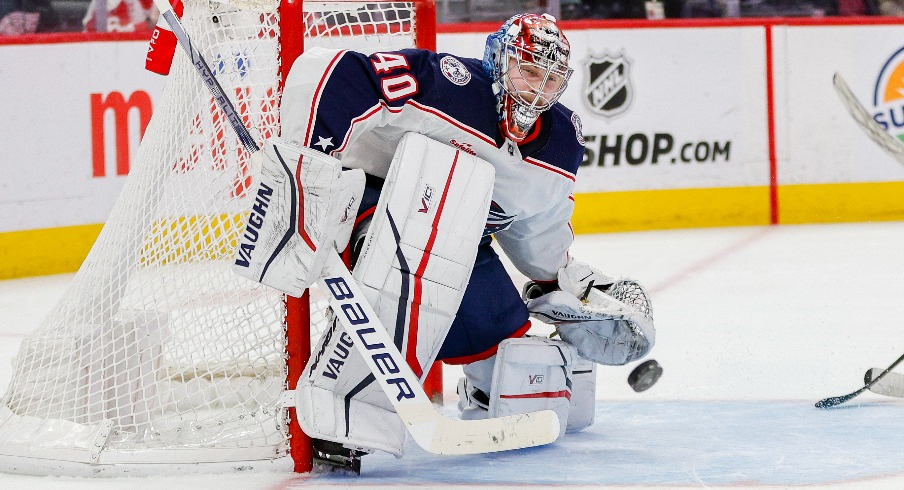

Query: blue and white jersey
[280,47,585,281]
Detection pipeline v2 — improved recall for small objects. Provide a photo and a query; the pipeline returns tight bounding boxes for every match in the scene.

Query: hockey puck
[628,359,662,393]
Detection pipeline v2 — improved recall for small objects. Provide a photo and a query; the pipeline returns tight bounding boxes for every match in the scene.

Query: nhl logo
[583,52,633,119]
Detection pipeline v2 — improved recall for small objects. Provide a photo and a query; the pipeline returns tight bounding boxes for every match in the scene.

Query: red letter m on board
[91,91,153,177]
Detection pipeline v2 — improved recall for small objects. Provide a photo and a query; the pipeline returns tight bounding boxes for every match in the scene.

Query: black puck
[628,359,662,393]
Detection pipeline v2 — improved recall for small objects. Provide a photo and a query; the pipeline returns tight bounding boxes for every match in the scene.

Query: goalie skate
[312,439,367,475]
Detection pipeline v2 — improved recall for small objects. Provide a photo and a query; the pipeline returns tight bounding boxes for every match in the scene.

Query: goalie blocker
[231,138,364,296]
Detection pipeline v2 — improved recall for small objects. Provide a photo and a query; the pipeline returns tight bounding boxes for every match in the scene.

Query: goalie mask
[483,13,573,143]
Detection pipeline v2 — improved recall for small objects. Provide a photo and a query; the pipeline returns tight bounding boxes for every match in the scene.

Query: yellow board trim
[572,186,772,234]
[0,224,103,280]
[778,181,904,224]
[3,182,904,279]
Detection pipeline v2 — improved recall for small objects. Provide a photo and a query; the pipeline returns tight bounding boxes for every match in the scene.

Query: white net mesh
[0,0,426,472]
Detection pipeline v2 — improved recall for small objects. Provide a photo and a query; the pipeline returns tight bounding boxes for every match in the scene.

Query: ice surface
[2,222,904,489]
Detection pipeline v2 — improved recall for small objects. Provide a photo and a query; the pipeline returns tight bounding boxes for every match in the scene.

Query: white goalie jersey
[280,46,586,281]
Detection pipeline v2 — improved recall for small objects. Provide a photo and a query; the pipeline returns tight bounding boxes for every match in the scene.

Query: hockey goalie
[231,13,656,472]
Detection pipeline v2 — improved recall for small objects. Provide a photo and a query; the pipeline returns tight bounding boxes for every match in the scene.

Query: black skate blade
[312,439,365,475]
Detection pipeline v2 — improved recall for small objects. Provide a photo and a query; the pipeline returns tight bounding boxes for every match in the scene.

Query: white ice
[2,222,904,489]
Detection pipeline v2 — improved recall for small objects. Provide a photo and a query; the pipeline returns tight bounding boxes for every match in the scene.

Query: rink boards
[3,18,904,277]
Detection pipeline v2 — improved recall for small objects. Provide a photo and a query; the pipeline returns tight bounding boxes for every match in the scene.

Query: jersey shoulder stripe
[307,49,501,153]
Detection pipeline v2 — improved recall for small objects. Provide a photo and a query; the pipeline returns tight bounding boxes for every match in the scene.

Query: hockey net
[0,0,435,476]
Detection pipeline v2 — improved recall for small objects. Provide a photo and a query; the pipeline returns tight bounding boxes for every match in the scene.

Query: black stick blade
[815,388,863,409]
[815,396,847,409]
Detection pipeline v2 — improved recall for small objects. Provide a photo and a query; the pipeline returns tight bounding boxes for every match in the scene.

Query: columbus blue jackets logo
[571,113,585,146]
[440,56,471,86]
[484,201,515,236]
[583,52,633,119]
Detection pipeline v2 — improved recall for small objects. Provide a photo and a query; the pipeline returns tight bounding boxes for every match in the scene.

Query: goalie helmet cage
[0,0,436,477]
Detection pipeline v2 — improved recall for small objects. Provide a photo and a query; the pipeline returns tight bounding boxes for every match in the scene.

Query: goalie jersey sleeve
[280,47,585,282]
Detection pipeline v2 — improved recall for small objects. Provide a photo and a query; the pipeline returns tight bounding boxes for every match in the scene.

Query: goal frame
[0,0,438,477]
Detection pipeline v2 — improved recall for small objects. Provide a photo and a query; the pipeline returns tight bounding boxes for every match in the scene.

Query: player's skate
[312,438,369,475]
[457,375,491,420]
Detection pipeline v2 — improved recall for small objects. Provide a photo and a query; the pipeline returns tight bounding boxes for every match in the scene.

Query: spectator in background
[0,0,58,34]
[837,0,874,14]
[579,0,646,19]
[83,0,157,32]
[878,0,903,14]
[680,0,723,17]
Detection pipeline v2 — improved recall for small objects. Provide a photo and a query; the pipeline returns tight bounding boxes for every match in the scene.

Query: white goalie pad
[354,132,496,377]
[296,133,495,455]
[567,355,596,433]
[527,280,655,366]
[489,337,577,439]
[231,138,365,296]
[296,316,408,457]
[458,338,596,435]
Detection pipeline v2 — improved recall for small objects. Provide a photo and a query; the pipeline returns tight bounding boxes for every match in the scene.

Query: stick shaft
[156,5,260,155]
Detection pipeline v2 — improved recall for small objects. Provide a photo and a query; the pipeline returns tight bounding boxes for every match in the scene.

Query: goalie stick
[152,0,561,454]
[833,72,904,166]
[865,367,904,398]
[815,351,904,408]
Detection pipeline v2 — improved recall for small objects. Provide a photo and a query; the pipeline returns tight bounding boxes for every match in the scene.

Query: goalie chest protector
[281,47,584,241]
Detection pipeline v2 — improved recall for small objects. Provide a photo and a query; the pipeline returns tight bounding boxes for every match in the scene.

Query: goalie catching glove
[524,258,655,365]
[232,138,365,296]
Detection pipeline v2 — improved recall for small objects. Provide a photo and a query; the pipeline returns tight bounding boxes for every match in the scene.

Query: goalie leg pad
[488,337,577,439]
[566,356,596,433]
[296,133,495,454]
[232,137,365,297]
[456,355,494,420]
[353,132,495,378]
[457,339,596,433]
[297,316,407,456]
